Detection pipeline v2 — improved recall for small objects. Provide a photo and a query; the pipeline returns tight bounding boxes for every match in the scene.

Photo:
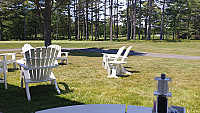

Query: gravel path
[1,48,200,60]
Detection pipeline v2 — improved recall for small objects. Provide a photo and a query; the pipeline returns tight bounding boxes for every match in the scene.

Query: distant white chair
[107,46,132,78]
[48,45,69,64]
[17,47,61,101]
[102,46,125,69]
[0,57,7,89]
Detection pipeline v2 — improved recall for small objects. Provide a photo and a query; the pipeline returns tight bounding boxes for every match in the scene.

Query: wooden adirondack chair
[18,47,61,101]
[0,57,7,89]
[102,46,126,69]
[107,46,133,78]
[48,45,69,64]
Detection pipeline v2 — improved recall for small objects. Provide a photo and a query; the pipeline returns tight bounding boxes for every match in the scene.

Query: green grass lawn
[0,41,200,113]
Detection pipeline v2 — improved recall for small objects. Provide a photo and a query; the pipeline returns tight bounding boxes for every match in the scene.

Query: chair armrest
[102,53,116,56]
[4,53,16,56]
[61,52,69,57]
[108,61,127,64]
[17,63,29,70]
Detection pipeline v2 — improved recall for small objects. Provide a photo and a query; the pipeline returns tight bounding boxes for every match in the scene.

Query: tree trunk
[131,0,133,40]
[110,0,113,41]
[97,0,100,40]
[173,13,176,40]
[148,0,152,40]
[138,0,141,40]
[95,0,98,40]
[68,1,71,40]
[44,0,52,47]
[160,0,165,40]
[133,0,137,40]
[23,1,26,40]
[77,0,80,40]
[74,0,78,40]
[104,0,107,41]
[83,0,85,40]
[23,13,26,40]
[91,2,94,41]
[127,0,130,40]
[0,22,2,41]
[145,0,149,40]
[56,9,58,40]
[86,0,88,41]
[116,0,119,39]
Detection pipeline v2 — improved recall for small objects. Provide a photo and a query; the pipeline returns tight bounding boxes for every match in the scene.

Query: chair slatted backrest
[121,46,132,62]
[25,47,58,81]
[22,44,34,53]
[116,46,126,58]
[113,46,126,62]
[48,45,62,57]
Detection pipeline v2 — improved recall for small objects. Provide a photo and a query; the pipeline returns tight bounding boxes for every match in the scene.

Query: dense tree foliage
[0,0,199,41]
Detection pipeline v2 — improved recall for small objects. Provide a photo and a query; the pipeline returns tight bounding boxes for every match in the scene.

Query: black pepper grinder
[153,74,172,113]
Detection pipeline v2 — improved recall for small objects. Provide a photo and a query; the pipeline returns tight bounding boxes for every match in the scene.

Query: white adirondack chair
[48,45,69,64]
[18,47,61,101]
[0,57,7,89]
[102,46,125,69]
[107,46,133,78]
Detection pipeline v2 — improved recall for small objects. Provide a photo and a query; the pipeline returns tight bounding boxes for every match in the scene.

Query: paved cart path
[1,48,200,60]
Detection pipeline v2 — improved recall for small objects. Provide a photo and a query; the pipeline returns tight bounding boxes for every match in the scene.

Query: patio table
[36,104,126,113]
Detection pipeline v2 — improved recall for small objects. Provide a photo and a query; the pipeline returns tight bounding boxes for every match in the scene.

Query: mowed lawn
[0,41,200,113]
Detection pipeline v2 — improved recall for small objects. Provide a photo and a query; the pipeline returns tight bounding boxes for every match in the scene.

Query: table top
[36,104,185,113]
[127,105,152,113]
[36,104,126,113]
[127,105,185,113]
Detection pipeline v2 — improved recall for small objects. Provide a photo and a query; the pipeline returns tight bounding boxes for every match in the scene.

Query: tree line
[0,0,199,46]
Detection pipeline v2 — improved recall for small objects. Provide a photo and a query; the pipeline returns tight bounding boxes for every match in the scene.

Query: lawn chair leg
[3,60,7,89]
[66,58,68,64]
[107,64,118,78]
[4,71,7,89]
[13,62,17,69]
[21,71,24,89]
[25,82,31,101]
[54,80,61,94]
[50,80,54,85]
[107,65,111,77]
[104,60,108,69]
[12,54,17,69]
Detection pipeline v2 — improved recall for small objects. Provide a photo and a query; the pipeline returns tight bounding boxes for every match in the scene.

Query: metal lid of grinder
[155,73,172,96]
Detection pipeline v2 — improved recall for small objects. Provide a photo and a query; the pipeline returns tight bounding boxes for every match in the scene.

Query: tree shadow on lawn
[123,67,140,74]
[8,68,19,72]
[62,47,146,57]
[0,82,83,113]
